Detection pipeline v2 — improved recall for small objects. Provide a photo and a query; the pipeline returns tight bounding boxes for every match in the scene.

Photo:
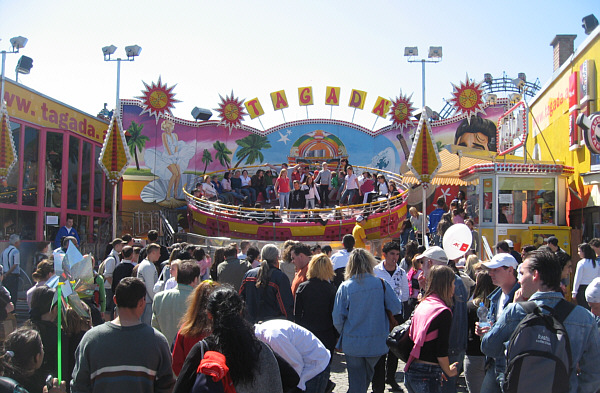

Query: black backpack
[503,299,575,393]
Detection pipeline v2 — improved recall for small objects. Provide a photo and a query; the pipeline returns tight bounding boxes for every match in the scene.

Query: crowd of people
[190,161,402,211]
[1,193,600,393]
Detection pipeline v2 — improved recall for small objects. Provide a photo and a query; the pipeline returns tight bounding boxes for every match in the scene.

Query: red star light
[389,92,416,130]
[137,77,181,123]
[449,75,486,123]
[214,91,247,133]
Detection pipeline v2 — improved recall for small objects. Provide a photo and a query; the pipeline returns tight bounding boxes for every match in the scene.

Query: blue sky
[1,0,598,130]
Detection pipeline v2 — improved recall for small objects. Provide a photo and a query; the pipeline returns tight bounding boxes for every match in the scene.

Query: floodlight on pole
[1,35,28,111]
[405,45,443,108]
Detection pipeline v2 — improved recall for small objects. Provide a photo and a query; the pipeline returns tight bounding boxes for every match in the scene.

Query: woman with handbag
[403,265,458,393]
[332,249,401,393]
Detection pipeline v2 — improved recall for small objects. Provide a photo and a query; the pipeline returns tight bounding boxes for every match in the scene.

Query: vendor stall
[459,162,574,259]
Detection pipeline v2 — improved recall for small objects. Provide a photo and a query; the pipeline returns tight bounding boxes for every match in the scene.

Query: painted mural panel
[121,96,508,210]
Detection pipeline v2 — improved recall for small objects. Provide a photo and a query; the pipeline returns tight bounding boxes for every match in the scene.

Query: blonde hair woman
[332,249,402,392]
[295,254,337,353]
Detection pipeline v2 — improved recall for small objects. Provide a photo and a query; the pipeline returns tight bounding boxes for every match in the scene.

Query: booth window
[22,127,39,206]
[67,136,80,210]
[498,177,555,224]
[94,146,103,212]
[81,141,92,211]
[45,132,63,208]
[1,209,36,241]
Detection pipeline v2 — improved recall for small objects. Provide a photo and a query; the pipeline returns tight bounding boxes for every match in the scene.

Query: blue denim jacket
[448,274,468,355]
[481,291,600,393]
[487,281,520,325]
[333,274,402,357]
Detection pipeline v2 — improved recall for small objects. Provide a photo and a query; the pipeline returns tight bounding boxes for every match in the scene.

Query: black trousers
[3,275,19,306]
[371,313,403,392]
[319,184,330,207]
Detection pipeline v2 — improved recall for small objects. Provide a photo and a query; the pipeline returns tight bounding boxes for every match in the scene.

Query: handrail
[159,210,175,246]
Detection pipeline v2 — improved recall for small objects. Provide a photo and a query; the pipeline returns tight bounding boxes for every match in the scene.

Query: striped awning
[402,148,498,186]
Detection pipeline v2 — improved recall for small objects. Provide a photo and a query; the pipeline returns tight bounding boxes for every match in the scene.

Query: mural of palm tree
[213,141,232,169]
[233,134,272,168]
[202,149,213,174]
[126,121,150,170]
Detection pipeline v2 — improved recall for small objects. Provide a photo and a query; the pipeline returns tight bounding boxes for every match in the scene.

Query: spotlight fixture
[192,107,213,121]
[484,73,493,84]
[404,47,418,57]
[582,14,599,35]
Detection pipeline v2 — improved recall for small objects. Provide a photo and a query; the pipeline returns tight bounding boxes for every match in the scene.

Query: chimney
[550,34,577,71]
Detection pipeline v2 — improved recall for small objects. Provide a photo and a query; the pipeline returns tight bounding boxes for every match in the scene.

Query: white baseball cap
[356,215,364,222]
[483,253,518,269]
[585,277,600,303]
[415,246,449,264]
[505,239,514,248]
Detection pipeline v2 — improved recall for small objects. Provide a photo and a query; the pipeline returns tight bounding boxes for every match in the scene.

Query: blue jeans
[279,192,290,208]
[341,189,357,205]
[304,364,330,393]
[404,362,443,393]
[141,301,153,325]
[242,187,256,204]
[441,350,465,393]
[345,355,380,393]
[480,365,502,393]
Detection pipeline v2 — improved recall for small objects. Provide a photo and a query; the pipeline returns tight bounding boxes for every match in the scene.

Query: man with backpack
[481,250,600,393]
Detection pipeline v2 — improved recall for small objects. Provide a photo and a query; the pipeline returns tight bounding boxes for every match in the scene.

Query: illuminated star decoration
[214,91,247,134]
[137,77,181,123]
[277,131,290,144]
[389,92,416,130]
[449,75,486,123]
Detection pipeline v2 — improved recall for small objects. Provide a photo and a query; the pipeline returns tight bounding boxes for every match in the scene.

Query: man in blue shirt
[54,217,80,249]
[428,197,446,234]
[481,250,600,393]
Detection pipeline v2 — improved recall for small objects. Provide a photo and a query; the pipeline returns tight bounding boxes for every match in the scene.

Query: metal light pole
[102,44,142,239]
[404,46,443,245]
[1,36,28,107]
[405,46,443,108]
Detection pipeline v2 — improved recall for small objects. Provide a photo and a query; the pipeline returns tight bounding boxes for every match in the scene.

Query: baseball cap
[415,246,448,264]
[585,277,600,303]
[505,239,514,248]
[547,236,559,246]
[483,253,518,269]
[356,215,364,222]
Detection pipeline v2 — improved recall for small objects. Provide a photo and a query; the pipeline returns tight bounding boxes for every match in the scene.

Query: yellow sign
[325,87,340,106]
[530,75,569,135]
[298,87,313,106]
[244,98,265,119]
[270,90,289,111]
[372,96,391,119]
[348,89,367,110]
[99,112,131,183]
[406,115,441,183]
[3,80,107,144]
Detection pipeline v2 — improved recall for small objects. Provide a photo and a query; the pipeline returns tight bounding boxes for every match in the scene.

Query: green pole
[57,283,62,382]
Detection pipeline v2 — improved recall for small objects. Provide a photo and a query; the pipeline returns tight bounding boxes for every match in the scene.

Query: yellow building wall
[528,33,600,217]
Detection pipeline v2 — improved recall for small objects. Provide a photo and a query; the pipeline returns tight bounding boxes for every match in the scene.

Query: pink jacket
[405,294,451,371]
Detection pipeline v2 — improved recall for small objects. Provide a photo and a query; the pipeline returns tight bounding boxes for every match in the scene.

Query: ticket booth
[459,163,573,259]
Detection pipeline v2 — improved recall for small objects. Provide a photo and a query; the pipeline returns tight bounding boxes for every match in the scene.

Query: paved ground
[329,352,469,393]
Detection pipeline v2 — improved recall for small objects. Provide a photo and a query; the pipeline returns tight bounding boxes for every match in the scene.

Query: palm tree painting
[202,149,213,173]
[213,141,232,169]
[126,121,150,170]
[233,134,272,168]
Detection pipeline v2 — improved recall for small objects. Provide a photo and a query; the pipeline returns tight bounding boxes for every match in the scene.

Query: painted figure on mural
[454,115,497,151]
[142,119,196,206]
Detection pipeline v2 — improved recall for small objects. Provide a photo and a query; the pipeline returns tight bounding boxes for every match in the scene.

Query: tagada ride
[185,166,408,242]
